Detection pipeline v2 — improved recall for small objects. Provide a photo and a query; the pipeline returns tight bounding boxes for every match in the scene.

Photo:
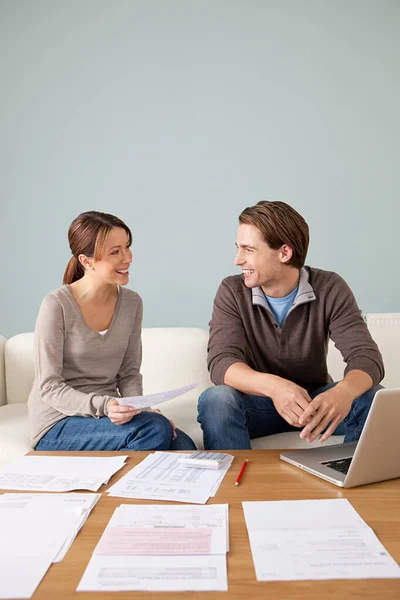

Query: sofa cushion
[0,404,31,467]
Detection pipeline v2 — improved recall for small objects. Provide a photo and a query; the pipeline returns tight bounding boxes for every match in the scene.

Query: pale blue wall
[1,0,399,338]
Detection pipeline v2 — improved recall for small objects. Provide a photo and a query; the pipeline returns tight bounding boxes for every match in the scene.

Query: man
[197,201,384,450]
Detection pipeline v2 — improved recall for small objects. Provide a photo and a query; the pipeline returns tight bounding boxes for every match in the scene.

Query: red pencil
[235,459,249,486]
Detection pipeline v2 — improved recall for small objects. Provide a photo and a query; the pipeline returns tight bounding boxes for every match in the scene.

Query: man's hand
[299,386,353,443]
[107,399,141,425]
[269,376,312,427]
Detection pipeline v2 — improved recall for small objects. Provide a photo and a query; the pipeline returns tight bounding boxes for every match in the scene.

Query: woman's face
[91,227,133,285]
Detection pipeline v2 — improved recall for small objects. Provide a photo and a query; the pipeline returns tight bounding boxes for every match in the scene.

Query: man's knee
[198,385,243,422]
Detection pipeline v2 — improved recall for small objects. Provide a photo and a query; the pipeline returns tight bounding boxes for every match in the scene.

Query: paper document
[0,505,87,599]
[0,556,56,600]
[77,554,228,592]
[77,502,229,592]
[0,493,100,562]
[118,382,198,409]
[243,499,400,581]
[106,451,233,504]
[0,455,127,492]
[94,503,229,555]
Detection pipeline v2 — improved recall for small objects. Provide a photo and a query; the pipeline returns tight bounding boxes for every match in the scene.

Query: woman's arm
[35,294,113,417]
[116,295,143,397]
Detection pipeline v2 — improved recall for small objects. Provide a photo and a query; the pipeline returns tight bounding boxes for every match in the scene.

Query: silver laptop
[280,388,400,487]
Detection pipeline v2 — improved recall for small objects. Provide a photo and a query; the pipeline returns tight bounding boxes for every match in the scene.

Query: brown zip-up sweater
[208,267,384,391]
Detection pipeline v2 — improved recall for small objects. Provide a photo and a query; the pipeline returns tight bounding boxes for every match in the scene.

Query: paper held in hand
[117,382,198,410]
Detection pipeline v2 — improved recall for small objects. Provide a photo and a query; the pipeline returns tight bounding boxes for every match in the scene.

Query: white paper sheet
[106,452,233,504]
[0,556,55,599]
[243,498,369,531]
[0,455,127,492]
[77,554,228,591]
[118,382,198,409]
[0,507,86,598]
[248,527,400,580]
[243,499,400,581]
[0,493,100,562]
[0,507,85,559]
[94,503,229,555]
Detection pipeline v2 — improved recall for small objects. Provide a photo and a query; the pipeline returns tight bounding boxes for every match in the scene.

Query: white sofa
[0,315,399,467]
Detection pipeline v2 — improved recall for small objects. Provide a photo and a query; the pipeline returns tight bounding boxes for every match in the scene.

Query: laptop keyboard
[321,457,353,474]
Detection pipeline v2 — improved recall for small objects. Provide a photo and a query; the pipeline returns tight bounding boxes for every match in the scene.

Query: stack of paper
[77,503,229,592]
[0,493,100,561]
[243,498,400,581]
[0,493,100,599]
[106,451,234,503]
[0,455,128,492]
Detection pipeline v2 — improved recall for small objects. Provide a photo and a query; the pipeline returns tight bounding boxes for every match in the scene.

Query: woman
[28,211,196,452]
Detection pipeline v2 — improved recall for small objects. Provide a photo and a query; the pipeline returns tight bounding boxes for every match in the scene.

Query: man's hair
[239,201,309,269]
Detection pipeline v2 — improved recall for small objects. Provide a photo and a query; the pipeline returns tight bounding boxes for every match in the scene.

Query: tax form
[0,455,127,492]
[106,451,233,503]
[243,498,400,581]
[94,503,229,555]
[77,555,228,592]
[77,503,229,592]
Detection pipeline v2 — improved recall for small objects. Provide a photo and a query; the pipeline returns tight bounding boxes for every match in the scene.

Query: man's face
[234,223,287,291]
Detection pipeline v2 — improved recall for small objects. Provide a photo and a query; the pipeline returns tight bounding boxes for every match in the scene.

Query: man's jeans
[197,382,382,450]
[36,411,196,452]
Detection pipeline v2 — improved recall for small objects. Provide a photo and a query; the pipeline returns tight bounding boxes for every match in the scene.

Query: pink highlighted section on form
[94,527,213,555]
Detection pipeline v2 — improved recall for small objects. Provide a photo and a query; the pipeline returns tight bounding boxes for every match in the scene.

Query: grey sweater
[208,267,384,390]
[28,285,143,447]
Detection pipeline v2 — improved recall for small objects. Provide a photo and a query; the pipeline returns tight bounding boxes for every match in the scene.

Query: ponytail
[63,256,84,285]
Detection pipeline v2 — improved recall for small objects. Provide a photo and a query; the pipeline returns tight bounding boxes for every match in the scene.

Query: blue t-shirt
[265,286,299,327]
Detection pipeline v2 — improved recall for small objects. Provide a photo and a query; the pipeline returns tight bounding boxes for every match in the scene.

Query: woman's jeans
[36,411,196,451]
[197,382,382,450]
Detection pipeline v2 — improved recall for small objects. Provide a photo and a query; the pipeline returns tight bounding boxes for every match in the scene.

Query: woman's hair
[63,211,132,285]
[239,201,309,269]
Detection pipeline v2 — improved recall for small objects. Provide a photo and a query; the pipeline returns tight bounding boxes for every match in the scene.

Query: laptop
[280,388,400,487]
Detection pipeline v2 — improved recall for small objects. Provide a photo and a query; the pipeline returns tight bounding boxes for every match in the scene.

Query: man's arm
[209,279,312,427]
[225,362,311,427]
[299,369,373,442]
[298,274,383,443]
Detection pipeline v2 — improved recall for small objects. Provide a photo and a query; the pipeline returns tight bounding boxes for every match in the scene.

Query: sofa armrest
[365,313,400,388]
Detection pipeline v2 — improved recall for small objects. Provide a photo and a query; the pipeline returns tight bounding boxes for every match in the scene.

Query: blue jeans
[36,411,196,452]
[197,382,382,450]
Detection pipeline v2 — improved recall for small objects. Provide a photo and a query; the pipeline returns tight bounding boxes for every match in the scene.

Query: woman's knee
[129,411,173,449]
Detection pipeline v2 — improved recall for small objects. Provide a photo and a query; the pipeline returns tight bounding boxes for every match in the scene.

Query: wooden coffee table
[16,450,400,598]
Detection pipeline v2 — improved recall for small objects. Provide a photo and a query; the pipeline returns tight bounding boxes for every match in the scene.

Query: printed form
[0,455,127,492]
[77,503,229,592]
[243,498,400,581]
[107,451,233,504]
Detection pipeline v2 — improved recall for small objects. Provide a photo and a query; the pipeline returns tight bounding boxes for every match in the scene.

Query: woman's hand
[107,399,141,425]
